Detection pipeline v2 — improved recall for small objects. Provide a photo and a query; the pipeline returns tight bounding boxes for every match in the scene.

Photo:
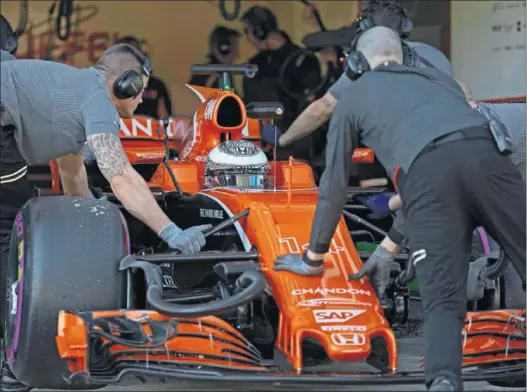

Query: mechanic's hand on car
[158,223,213,255]
[274,251,324,276]
[348,245,392,299]
[357,191,394,220]
[261,123,282,146]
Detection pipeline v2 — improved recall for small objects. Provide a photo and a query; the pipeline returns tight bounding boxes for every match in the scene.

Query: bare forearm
[111,169,172,234]
[279,95,335,147]
[59,163,91,197]
[379,236,400,255]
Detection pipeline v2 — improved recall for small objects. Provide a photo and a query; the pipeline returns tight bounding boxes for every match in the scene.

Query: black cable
[218,0,241,22]
[56,0,73,41]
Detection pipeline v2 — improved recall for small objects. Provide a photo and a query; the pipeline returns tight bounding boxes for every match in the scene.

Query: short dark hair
[95,43,145,77]
[115,35,141,50]
[360,0,409,33]
[241,6,278,33]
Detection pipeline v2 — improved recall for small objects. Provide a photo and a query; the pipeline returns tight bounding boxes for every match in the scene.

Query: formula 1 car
[4,65,525,390]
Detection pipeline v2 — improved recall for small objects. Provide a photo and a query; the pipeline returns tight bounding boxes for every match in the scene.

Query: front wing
[55,309,525,387]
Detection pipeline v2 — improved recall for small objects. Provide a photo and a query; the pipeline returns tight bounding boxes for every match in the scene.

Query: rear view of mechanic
[274,27,526,392]
[277,0,453,148]
[241,5,322,161]
[0,44,211,391]
[188,26,241,89]
[115,36,173,119]
[363,80,527,279]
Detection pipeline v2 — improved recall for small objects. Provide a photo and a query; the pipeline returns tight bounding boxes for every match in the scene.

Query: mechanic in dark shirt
[274,27,526,392]
[1,44,212,390]
[115,36,172,119]
[241,6,322,161]
[278,0,452,149]
[188,26,241,90]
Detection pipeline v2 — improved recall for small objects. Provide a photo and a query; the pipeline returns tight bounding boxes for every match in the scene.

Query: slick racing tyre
[3,196,128,390]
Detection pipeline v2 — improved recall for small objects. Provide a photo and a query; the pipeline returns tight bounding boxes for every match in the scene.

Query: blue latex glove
[158,223,213,255]
[261,123,282,145]
[274,253,324,276]
[357,191,393,220]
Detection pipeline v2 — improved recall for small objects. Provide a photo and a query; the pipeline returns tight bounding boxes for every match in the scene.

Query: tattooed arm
[87,133,172,234]
[278,92,337,147]
[56,151,91,197]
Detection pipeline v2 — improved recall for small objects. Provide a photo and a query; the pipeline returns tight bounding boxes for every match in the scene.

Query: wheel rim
[3,212,25,363]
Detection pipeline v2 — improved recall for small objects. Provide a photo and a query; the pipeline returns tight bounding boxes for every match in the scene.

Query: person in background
[0,14,17,61]
[188,26,241,89]
[115,36,172,119]
[277,0,452,149]
[241,5,322,162]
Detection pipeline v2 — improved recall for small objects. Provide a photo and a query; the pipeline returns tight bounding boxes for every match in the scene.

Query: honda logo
[331,333,366,346]
[313,309,366,323]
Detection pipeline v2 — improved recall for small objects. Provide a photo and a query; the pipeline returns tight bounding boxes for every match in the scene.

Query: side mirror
[246,102,284,120]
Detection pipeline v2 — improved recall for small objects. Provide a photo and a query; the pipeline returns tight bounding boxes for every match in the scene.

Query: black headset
[113,45,152,100]
[243,6,277,41]
[1,15,18,54]
[345,1,416,80]
[344,51,371,81]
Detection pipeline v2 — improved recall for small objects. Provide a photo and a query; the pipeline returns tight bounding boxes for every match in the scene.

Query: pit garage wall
[451,0,526,101]
[1,0,358,114]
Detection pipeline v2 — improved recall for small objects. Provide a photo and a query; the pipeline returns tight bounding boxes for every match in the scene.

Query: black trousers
[0,126,34,332]
[398,127,526,390]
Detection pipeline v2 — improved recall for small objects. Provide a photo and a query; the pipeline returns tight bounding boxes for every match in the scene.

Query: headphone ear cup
[345,51,371,81]
[399,17,413,39]
[113,70,144,100]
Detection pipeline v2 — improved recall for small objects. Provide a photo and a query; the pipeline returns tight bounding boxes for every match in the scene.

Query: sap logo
[331,333,366,346]
[313,309,366,324]
[321,325,366,332]
[297,298,372,307]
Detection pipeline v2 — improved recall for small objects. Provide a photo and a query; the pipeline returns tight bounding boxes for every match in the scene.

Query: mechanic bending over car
[364,79,527,286]
[0,44,213,390]
[276,0,453,149]
[274,27,526,392]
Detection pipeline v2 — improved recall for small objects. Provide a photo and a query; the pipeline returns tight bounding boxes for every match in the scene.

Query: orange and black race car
[5,65,525,390]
